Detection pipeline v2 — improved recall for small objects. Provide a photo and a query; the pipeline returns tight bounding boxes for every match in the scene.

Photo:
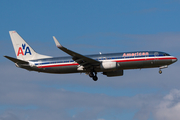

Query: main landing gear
[89,70,98,81]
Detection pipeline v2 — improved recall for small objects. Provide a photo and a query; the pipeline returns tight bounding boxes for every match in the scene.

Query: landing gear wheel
[159,70,162,74]
[89,70,98,81]
[89,72,94,77]
[93,76,98,81]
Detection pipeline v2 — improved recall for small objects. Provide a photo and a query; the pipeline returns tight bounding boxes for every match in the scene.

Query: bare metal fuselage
[22,51,177,74]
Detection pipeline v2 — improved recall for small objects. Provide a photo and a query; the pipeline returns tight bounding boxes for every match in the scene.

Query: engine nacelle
[103,70,123,77]
[100,61,117,70]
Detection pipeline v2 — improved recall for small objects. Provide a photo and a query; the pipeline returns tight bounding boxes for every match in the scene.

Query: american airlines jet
[5,31,178,81]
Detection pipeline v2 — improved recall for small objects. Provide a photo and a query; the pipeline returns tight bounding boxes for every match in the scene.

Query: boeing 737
[5,31,177,81]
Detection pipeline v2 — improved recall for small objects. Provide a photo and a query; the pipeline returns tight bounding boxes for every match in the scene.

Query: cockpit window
[163,53,170,56]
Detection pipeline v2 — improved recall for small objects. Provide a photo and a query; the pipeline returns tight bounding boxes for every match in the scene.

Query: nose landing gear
[158,65,168,74]
[159,69,162,74]
[89,70,98,81]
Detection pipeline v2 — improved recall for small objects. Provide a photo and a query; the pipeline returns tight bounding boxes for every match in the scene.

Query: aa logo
[17,44,31,56]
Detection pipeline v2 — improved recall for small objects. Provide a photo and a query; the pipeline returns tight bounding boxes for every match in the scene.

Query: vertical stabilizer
[9,31,51,61]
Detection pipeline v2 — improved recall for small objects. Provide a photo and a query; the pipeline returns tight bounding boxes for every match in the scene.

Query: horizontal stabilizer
[4,56,29,64]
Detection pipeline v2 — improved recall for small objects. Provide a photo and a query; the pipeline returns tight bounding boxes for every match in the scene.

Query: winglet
[53,36,62,47]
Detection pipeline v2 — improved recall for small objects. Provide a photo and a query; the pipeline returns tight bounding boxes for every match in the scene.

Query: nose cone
[172,57,178,63]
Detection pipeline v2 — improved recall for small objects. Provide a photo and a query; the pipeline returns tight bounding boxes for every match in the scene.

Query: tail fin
[9,31,51,61]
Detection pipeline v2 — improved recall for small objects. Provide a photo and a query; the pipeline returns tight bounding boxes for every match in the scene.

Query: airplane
[4,31,178,81]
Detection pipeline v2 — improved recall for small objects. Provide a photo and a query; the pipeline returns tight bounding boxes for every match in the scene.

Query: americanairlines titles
[123,52,149,57]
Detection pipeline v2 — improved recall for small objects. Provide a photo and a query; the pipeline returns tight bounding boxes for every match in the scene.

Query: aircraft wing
[53,36,100,69]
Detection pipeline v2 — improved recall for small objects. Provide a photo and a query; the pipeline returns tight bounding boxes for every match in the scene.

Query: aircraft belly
[118,59,172,69]
[37,65,78,74]
[119,61,147,69]
[154,59,172,66]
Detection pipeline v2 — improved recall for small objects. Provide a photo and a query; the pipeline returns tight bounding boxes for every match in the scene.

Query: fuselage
[24,51,177,74]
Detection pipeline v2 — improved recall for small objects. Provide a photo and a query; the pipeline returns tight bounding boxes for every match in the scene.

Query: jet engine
[103,70,123,77]
[100,61,118,70]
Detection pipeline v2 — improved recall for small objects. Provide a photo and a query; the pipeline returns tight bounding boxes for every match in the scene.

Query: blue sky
[0,0,180,120]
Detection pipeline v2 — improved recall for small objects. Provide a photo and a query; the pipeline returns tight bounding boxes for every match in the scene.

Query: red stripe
[158,57,177,60]
[37,63,79,68]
